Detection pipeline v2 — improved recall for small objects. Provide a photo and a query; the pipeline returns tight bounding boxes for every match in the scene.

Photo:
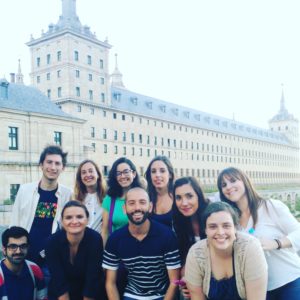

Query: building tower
[269,86,299,147]
[27,0,112,108]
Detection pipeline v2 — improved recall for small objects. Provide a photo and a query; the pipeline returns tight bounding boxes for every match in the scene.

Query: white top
[84,193,103,233]
[10,181,72,233]
[241,199,300,291]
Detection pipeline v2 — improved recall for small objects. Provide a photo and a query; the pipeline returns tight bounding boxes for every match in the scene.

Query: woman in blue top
[145,155,174,227]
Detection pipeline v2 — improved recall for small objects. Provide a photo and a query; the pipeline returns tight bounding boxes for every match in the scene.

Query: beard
[127,210,150,225]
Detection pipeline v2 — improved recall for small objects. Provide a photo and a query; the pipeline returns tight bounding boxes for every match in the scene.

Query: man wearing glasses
[0,226,47,299]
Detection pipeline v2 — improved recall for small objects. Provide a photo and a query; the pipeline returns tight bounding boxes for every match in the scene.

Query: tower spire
[16,59,24,84]
[111,53,125,88]
[280,83,286,112]
[62,0,77,20]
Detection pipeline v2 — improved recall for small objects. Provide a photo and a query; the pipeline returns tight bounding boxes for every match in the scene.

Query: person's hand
[259,238,279,251]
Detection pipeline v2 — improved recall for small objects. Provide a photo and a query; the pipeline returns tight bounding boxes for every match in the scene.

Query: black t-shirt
[28,186,58,266]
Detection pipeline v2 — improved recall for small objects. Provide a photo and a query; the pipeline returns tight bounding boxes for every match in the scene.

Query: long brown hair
[74,159,106,204]
[217,167,265,227]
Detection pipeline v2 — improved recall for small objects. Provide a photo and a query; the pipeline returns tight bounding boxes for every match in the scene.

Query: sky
[1,0,300,129]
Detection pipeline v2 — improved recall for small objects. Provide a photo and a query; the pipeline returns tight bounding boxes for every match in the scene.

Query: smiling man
[0,226,47,300]
[103,187,181,300]
[10,145,72,276]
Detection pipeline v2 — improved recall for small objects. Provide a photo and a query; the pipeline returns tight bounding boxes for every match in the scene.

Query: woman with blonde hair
[74,159,106,233]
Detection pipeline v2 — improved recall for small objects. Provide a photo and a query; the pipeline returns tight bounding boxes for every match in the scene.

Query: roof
[111,86,290,145]
[0,79,81,121]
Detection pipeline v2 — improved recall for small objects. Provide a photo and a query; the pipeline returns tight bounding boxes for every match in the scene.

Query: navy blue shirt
[151,209,173,228]
[46,227,104,300]
[103,220,181,299]
[28,186,58,266]
[0,260,34,300]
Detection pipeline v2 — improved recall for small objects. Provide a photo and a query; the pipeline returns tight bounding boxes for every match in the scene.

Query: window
[100,77,104,84]
[54,131,62,145]
[57,51,61,61]
[57,70,61,78]
[57,87,62,98]
[8,127,18,150]
[87,55,92,65]
[88,74,93,81]
[114,130,118,141]
[101,93,105,102]
[122,115,125,121]
[76,87,80,97]
[89,90,93,100]
[47,89,51,98]
[36,57,40,67]
[113,113,117,119]
[103,129,107,139]
[75,70,80,78]
[74,51,79,61]
[122,132,126,142]
[139,134,143,144]
[131,133,135,143]
[37,76,40,83]
[46,73,50,80]
[104,144,108,154]
[47,54,51,64]
[100,59,104,69]
[77,105,81,112]
[123,146,127,155]
[114,146,118,154]
[10,184,20,203]
[103,165,109,176]
[91,143,96,151]
[90,108,94,115]
[91,127,95,138]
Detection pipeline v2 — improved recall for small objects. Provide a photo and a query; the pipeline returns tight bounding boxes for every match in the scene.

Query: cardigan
[185,232,267,299]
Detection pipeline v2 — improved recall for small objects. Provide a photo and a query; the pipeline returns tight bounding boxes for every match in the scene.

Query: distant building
[1,0,299,203]
[0,76,84,202]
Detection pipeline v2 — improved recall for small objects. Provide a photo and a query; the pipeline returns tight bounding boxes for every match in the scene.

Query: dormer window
[146,101,152,109]
[160,105,166,113]
[0,79,9,99]
[130,97,138,105]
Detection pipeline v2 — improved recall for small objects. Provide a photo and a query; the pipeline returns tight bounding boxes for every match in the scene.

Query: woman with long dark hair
[74,159,106,233]
[102,157,142,245]
[173,177,209,299]
[217,167,300,300]
[145,155,174,227]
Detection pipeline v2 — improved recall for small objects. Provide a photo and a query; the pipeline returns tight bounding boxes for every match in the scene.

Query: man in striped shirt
[103,187,181,300]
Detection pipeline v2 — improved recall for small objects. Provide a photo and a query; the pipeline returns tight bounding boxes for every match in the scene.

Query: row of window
[89,128,295,161]
[36,70,105,84]
[86,110,291,151]
[36,51,104,69]
[47,87,106,102]
[8,127,62,150]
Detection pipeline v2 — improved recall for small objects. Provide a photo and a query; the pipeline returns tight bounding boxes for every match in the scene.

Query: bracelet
[274,239,282,250]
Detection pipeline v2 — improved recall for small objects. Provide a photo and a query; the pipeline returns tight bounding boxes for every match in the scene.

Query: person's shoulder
[57,183,72,194]
[25,260,44,280]
[85,227,102,241]
[235,232,261,252]
[110,225,128,238]
[19,181,38,191]
[150,220,177,240]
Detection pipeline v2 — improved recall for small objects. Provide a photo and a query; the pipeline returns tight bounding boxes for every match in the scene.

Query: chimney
[10,73,15,83]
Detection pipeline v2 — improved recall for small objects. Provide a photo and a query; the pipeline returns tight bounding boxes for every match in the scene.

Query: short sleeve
[163,230,181,270]
[185,244,204,287]
[102,233,120,270]
[243,238,268,281]
[102,195,111,212]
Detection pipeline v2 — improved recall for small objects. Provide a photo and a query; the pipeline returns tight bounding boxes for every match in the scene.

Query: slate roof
[0,79,80,120]
[111,86,290,145]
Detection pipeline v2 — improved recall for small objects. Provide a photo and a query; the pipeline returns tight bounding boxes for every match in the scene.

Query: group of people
[1,144,299,300]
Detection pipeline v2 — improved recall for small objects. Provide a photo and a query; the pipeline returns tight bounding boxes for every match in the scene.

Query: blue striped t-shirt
[102,220,181,299]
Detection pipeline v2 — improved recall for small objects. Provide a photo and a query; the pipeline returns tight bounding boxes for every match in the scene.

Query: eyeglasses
[116,169,133,177]
[6,243,29,251]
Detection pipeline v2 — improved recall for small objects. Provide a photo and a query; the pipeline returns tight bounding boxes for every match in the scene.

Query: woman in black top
[46,200,105,300]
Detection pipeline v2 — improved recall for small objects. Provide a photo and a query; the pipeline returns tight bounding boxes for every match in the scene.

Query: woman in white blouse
[74,159,106,233]
[217,167,300,300]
